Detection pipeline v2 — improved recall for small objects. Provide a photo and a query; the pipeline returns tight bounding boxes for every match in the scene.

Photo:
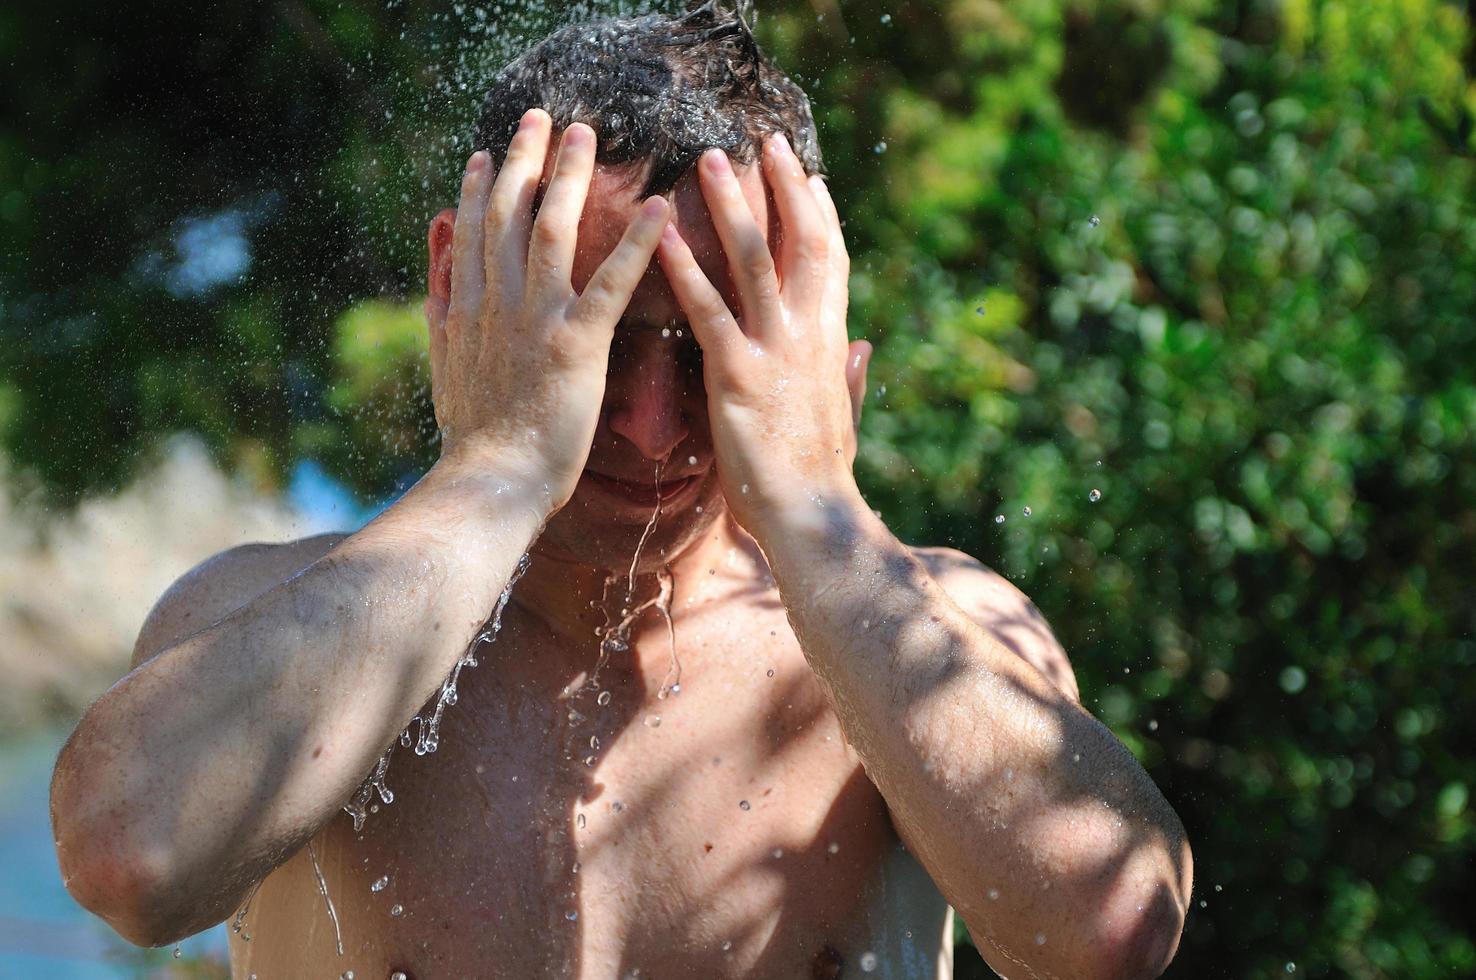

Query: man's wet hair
[474,0,824,197]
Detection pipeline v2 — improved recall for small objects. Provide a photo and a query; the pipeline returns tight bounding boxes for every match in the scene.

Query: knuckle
[741,248,774,281]
[530,215,562,249]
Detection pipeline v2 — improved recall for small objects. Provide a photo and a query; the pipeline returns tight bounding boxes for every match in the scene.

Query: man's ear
[846,339,872,435]
[427,207,457,302]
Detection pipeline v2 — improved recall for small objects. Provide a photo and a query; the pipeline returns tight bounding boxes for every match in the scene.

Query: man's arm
[765,508,1191,980]
[51,453,548,947]
[656,133,1191,979]
[50,110,672,948]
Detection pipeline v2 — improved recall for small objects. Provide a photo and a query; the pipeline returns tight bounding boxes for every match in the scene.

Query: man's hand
[426,108,671,511]
[655,133,870,534]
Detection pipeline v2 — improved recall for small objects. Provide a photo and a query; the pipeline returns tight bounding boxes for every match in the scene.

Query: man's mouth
[582,469,699,507]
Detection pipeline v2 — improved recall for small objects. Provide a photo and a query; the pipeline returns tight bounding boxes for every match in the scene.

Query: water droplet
[1072,752,1082,762]
[1089,488,1102,502]
[390,904,403,917]
[644,714,662,727]
[1035,933,1047,945]
[860,951,879,972]
[670,683,681,694]
[1148,719,1159,731]
[371,875,389,892]
[739,800,751,811]
[391,974,408,980]
[879,13,892,25]
[566,910,579,921]
[661,327,671,338]
[766,668,775,677]
[341,972,354,980]
[1215,884,1223,892]
[1022,506,1032,517]
[173,946,182,959]
[577,813,587,829]
[873,141,888,154]
[721,939,733,951]
[987,888,1000,900]
[740,484,750,495]
[772,847,784,859]
[597,690,612,706]
[827,842,839,854]
[976,305,986,315]
[994,514,1006,525]
[688,455,697,465]
[589,735,600,749]
[611,800,625,812]
[1286,964,1296,974]
[584,755,597,766]
[1088,214,1100,227]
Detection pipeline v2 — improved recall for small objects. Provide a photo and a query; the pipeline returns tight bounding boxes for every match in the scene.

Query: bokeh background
[2,0,1474,977]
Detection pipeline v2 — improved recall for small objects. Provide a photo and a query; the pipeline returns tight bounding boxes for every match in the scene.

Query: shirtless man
[51,7,1191,978]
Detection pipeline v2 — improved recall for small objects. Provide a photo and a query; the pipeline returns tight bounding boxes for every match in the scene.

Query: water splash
[231,878,264,939]
[342,552,532,831]
[307,838,344,957]
[589,462,681,698]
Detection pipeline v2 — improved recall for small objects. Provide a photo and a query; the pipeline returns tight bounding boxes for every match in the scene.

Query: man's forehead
[532,151,773,317]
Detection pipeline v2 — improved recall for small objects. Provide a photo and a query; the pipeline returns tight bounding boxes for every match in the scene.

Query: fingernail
[661,221,680,243]
[564,124,594,149]
[641,195,668,219]
[467,150,486,173]
[768,132,792,157]
[518,108,540,131]
[703,148,732,176]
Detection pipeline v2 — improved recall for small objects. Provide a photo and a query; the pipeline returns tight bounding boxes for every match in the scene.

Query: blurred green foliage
[3,1,1475,976]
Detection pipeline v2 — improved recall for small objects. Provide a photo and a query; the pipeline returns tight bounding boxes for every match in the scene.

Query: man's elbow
[1089,842,1192,980]
[56,826,187,948]
[1093,883,1187,980]
[53,761,189,948]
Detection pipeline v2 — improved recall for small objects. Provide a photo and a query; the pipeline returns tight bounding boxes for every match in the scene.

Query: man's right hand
[424,108,670,512]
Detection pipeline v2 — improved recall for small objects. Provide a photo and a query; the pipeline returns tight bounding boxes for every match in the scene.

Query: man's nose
[606,350,690,463]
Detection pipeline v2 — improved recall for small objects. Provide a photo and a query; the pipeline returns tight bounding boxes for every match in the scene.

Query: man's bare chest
[234,607,913,978]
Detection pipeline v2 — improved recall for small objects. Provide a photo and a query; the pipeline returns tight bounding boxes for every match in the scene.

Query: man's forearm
[752,486,1191,980]
[51,446,548,946]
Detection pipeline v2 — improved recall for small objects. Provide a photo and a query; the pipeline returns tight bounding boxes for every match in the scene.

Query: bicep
[914,547,1080,702]
[131,533,349,669]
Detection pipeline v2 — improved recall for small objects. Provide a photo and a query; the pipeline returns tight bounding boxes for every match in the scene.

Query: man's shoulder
[908,544,1080,701]
[131,531,349,668]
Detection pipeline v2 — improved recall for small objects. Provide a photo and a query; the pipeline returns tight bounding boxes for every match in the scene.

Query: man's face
[529,153,777,573]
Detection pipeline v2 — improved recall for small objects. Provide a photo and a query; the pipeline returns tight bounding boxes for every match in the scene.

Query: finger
[656,221,742,360]
[486,108,552,287]
[450,151,492,317]
[810,173,852,341]
[761,133,828,311]
[697,148,784,337]
[423,294,450,429]
[572,195,671,330]
[528,122,597,298]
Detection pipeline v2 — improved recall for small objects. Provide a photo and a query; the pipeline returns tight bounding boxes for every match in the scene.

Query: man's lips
[583,469,700,507]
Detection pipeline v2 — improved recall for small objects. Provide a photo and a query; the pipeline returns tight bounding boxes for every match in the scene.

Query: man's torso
[228,539,952,979]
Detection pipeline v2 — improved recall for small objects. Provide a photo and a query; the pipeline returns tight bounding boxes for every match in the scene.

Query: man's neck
[508,509,760,666]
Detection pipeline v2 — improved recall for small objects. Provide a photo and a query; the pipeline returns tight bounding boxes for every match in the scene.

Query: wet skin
[62,114,1188,979]
[228,139,966,978]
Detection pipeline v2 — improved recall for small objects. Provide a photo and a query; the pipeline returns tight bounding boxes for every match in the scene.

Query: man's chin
[532,487,724,572]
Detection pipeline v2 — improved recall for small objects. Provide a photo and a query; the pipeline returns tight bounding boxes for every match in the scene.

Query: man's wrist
[745,470,874,566]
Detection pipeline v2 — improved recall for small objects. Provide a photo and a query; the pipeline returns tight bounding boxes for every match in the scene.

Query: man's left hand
[656,134,871,536]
